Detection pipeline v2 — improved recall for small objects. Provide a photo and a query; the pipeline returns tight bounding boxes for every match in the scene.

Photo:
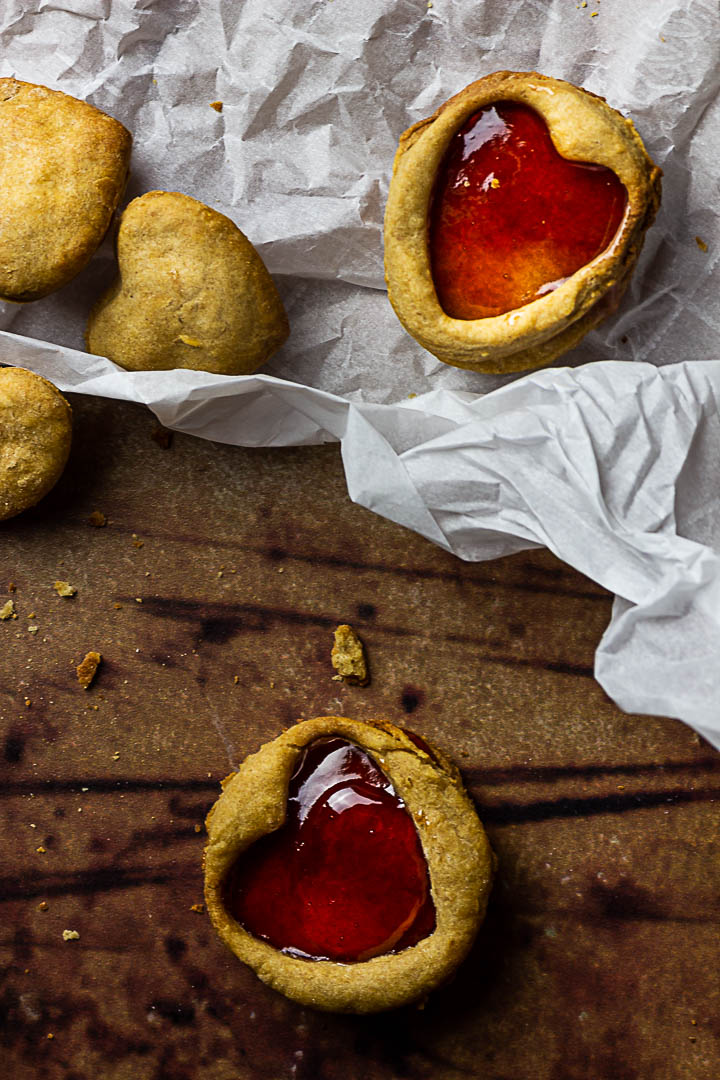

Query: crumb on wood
[88,511,107,527]
[190,903,205,914]
[0,599,16,620]
[8,582,16,593]
[331,624,370,686]
[53,581,77,598]
[77,651,102,689]
[151,423,173,449]
[62,929,80,942]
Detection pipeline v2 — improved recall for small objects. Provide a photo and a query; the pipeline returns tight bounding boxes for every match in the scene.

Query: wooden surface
[1,393,718,1080]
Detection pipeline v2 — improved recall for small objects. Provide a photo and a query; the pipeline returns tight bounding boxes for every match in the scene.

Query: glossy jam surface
[429,101,627,320]
[223,738,436,962]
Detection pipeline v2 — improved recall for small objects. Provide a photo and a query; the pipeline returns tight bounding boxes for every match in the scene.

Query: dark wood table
[2,392,718,1080]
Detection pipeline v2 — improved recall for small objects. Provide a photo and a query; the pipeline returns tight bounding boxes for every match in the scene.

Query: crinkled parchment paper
[1,0,719,744]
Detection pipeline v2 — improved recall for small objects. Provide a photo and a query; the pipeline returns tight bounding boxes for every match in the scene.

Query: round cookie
[86,191,289,376]
[204,716,495,1013]
[0,367,72,521]
[0,78,132,302]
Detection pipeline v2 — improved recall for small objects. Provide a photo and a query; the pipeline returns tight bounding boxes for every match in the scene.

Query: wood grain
[1,394,718,1080]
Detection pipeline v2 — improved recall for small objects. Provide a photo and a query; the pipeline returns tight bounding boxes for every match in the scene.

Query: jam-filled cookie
[86,191,289,376]
[204,716,494,1013]
[0,78,131,302]
[384,71,661,373]
[0,367,72,521]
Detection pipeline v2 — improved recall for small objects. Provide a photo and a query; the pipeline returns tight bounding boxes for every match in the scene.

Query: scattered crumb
[695,236,708,252]
[210,100,223,112]
[233,675,239,685]
[53,581,77,598]
[194,824,202,833]
[88,511,107,527]
[0,599,16,620]
[331,624,370,686]
[190,903,205,914]
[151,423,173,449]
[24,698,31,708]
[179,334,203,347]
[112,751,120,761]
[132,535,144,549]
[36,846,46,854]
[28,625,39,635]
[490,177,500,188]
[77,651,102,690]
[113,602,123,610]
[47,1033,54,1040]
[8,582,16,593]
[135,597,143,604]
[38,901,49,911]
[62,929,80,942]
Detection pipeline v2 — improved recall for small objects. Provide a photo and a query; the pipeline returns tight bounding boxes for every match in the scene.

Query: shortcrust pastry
[204,716,494,1013]
[86,191,289,375]
[384,71,661,373]
[0,78,131,302]
[0,367,72,520]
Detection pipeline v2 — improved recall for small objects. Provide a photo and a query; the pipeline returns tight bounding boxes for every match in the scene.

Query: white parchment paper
[1,0,719,745]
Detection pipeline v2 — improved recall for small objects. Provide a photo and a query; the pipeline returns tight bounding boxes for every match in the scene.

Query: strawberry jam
[222,737,436,962]
[429,101,627,320]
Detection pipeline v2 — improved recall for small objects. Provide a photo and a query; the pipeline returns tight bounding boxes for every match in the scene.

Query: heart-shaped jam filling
[222,737,436,962]
[429,101,628,320]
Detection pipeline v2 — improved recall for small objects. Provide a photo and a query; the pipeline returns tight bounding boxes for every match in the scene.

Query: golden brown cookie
[384,71,661,374]
[0,367,72,521]
[204,716,494,1013]
[0,78,131,302]
[86,191,290,375]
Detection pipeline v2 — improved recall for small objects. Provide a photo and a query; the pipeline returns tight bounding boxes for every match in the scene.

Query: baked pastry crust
[86,191,289,376]
[0,367,72,520]
[204,716,494,1013]
[384,70,662,374]
[0,78,131,302]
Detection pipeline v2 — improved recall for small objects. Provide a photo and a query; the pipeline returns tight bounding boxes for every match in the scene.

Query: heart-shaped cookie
[222,736,436,963]
[384,71,661,374]
[430,101,627,320]
[204,716,494,1013]
[86,191,289,376]
[0,78,131,302]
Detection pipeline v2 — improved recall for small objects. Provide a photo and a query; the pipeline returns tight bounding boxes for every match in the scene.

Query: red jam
[429,101,627,320]
[222,737,436,962]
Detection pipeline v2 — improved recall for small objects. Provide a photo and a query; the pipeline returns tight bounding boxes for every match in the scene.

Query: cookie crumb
[62,929,80,942]
[88,511,107,527]
[151,423,173,449]
[210,100,223,112]
[331,624,369,686]
[8,582,16,593]
[77,651,101,689]
[53,581,76,598]
[190,903,205,914]
[38,901,49,911]
[36,846,46,854]
[0,599,15,620]
[695,236,708,252]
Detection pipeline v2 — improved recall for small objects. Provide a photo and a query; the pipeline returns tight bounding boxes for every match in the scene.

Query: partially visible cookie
[0,78,132,302]
[85,191,289,376]
[0,367,72,521]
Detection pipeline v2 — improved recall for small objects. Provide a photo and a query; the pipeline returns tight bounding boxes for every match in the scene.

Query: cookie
[204,716,495,1013]
[0,367,72,520]
[0,78,131,302]
[85,191,289,375]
